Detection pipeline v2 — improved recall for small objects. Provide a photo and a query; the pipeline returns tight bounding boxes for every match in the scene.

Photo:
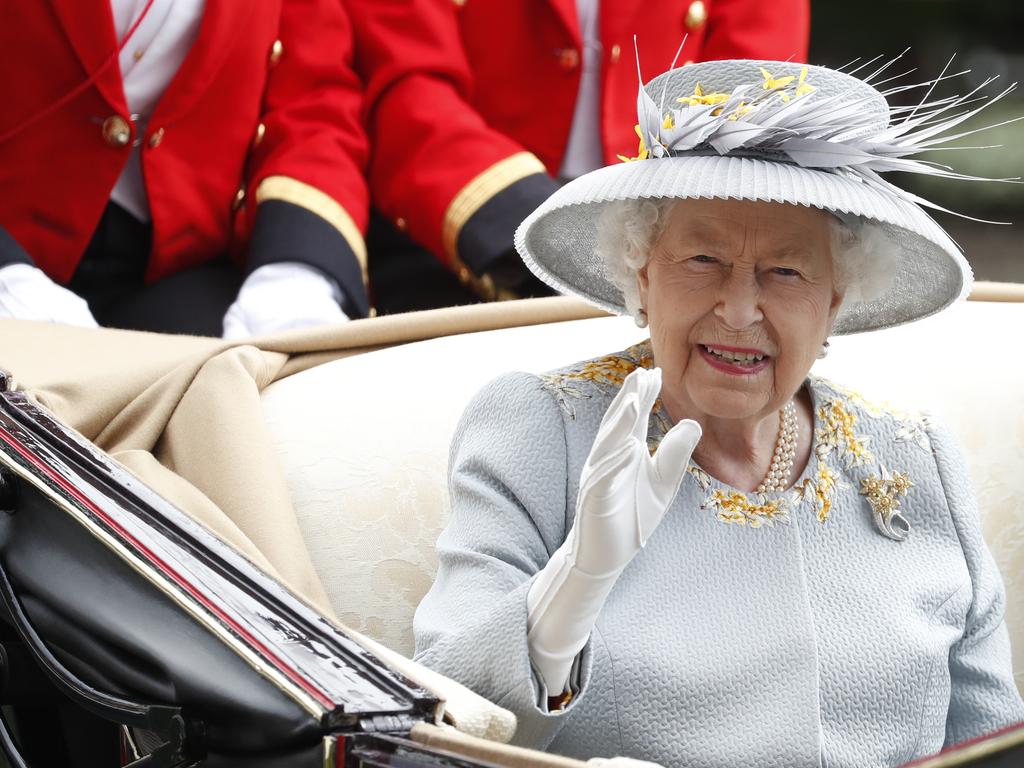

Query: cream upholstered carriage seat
[260,296,1024,701]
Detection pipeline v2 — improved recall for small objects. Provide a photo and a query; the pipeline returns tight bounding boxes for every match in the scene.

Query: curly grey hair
[594,198,897,325]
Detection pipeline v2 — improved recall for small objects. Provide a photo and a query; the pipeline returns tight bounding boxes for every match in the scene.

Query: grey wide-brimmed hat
[515,58,1013,334]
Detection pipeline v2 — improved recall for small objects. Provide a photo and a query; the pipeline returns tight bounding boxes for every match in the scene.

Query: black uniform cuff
[0,226,34,269]
[456,172,560,277]
[248,200,369,318]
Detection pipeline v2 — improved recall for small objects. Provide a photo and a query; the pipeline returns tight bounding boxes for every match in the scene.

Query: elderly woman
[413,59,1024,767]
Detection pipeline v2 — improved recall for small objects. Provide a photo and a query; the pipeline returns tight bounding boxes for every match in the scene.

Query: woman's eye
[692,254,716,264]
[772,267,801,277]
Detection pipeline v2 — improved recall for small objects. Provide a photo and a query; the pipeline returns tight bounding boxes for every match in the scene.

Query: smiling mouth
[699,344,770,371]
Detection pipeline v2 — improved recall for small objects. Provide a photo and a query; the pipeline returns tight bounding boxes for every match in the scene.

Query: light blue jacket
[414,342,1024,767]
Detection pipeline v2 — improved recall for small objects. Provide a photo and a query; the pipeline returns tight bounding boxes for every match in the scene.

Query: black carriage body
[0,371,495,768]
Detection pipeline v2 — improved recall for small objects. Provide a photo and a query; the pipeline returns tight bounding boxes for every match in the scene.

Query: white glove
[222,262,349,340]
[0,264,98,327]
[527,367,701,697]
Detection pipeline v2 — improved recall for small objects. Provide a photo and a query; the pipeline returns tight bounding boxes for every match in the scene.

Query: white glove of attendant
[527,367,701,697]
[222,262,349,340]
[0,264,98,327]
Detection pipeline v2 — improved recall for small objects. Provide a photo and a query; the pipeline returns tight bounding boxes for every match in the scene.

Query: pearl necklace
[755,400,798,494]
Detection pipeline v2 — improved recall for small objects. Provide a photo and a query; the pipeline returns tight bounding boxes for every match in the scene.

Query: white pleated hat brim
[514,155,972,335]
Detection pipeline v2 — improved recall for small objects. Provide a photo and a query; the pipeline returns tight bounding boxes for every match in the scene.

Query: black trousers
[69,203,243,336]
[72,204,481,333]
[366,210,479,315]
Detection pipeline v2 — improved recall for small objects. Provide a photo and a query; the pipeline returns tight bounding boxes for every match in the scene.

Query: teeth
[704,345,765,363]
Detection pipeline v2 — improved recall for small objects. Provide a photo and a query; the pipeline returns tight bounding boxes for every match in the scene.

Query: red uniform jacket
[350,0,809,293]
[0,0,371,315]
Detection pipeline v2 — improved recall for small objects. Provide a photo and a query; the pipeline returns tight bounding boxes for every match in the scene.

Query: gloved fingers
[588,385,640,468]
[595,363,644,433]
[0,283,32,319]
[584,393,640,497]
[221,262,349,339]
[649,418,702,507]
[594,367,658,447]
[582,447,635,503]
[221,303,251,340]
[0,264,98,326]
[583,368,663,501]
[57,291,99,327]
[629,367,662,445]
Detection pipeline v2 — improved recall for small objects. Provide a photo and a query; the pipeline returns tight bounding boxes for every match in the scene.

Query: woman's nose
[713,271,764,330]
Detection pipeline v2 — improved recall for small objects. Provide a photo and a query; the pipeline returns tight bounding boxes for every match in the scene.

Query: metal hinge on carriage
[358,713,421,734]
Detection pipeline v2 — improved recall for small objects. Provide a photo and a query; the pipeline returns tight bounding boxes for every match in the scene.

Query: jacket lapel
[49,0,127,112]
[151,0,254,125]
[547,0,581,45]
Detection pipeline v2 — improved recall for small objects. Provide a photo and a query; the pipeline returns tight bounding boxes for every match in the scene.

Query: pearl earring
[635,309,648,328]
[818,340,830,359]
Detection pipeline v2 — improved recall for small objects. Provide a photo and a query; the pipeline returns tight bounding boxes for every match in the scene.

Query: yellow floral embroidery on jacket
[706,490,789,528]
[541,342,673,447]
[540,341,653,397]
[816,399,873,467]
[687,465,713,491]
[558,341,653,387]
[817,378,931,452]
[544,357,915,532]
[794,462,840,523]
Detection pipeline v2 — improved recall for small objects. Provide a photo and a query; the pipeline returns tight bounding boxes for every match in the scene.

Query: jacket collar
[49,0,254,126]
[151,0,254,126]
[49,0,127,113]
[548,0,581,46]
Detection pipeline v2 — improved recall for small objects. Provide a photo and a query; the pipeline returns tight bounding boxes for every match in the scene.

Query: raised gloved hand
[0,264,98,327]
[526,367,701,697]
[222,262,349,340]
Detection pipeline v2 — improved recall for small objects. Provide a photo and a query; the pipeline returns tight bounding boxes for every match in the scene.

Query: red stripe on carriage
[0,426,336,713]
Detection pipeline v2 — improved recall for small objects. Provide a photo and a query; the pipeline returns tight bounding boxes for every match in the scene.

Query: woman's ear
[826,287,843,331]
[637,264,651,312]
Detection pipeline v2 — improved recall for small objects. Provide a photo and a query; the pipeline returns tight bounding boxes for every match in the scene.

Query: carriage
[1,289,1023,767]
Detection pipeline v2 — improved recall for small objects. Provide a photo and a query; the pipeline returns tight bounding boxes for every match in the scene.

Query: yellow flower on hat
[677,82,730,107]
[760,67,795,91]
[617,124,650,162]
[795,67,816,97]
[759,67,813,104]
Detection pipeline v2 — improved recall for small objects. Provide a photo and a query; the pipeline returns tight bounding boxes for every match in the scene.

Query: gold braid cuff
[256,176,367,285]
[441,152,547,266]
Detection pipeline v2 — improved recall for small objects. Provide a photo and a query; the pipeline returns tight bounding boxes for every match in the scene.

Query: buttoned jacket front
[414,342,1024,767]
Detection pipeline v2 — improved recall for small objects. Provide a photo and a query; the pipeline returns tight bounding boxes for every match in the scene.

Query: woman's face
[638,198,843,423]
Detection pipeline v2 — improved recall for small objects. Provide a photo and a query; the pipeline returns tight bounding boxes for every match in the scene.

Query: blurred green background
[810,0,1024,282]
